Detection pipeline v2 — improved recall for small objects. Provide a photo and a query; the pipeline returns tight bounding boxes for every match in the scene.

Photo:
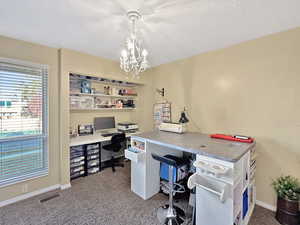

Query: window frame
[0,57,49,187]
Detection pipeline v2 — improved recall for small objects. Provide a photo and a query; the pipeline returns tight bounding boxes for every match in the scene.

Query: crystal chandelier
[120,11,149,78]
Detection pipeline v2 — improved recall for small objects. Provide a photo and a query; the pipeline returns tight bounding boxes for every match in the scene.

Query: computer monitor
[94,117,115,132]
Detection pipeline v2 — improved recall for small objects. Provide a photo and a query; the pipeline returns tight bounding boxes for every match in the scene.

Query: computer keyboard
[101,132,120,137]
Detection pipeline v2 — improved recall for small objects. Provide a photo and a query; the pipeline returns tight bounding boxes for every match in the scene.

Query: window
[0,58,48,187]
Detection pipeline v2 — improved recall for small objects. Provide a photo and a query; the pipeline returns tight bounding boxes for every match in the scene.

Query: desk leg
[129,140,183,200]
[84,144,88,176]
[99,142,102,171]
[144,142,183,200]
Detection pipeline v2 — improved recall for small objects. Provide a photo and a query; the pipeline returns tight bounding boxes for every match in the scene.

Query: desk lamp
[179,108,189,123]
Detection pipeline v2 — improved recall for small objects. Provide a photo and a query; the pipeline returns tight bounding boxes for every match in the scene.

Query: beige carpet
[0,162,281,225]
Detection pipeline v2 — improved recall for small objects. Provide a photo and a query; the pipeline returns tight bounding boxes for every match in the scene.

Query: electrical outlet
[22,184,28,193]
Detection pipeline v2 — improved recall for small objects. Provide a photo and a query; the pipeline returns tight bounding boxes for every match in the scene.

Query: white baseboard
[60,183,71,190]
[256,200,276,212]
[0,182,275,213]
[0,184,60,208]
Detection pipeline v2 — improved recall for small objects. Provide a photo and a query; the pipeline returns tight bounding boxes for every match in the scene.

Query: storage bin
[87,144,99,150]
[70,145,84,152]
[88,167,100,174]
[70,96,81,109]
[87,154,99,161]
[71,170,85,179]
[70,161,85,168]
[70,151,84,158]
[87,159,99,168]
[243,188,249,219]
[87,149,99,155]
[70,156,85,164]
[160,156,189,182]
[70,166,84,174]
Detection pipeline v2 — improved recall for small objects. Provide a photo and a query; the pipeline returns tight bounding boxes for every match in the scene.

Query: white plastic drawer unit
[195,155,241,184]
[193,160,230,178]
[125,148,145,163]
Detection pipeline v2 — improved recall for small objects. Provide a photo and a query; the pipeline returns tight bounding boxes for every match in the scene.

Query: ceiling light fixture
[120,10,149,78]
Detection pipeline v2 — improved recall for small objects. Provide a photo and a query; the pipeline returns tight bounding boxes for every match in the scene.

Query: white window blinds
[0,58,48,187]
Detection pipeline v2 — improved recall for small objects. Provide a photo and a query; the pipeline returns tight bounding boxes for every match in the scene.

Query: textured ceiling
[0,0,300,67]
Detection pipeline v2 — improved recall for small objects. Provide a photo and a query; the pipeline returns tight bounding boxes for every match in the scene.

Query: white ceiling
[0,0,300,67]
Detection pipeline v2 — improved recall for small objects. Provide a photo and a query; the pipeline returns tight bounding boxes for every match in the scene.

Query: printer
[117,122,139,133]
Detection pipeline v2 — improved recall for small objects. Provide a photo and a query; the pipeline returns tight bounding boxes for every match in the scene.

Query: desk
[133,131,253,162]
[126,131,256,225]
[70,132,140,147]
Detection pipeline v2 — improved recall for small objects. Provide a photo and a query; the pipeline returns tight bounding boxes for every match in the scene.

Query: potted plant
[272,176,300,225]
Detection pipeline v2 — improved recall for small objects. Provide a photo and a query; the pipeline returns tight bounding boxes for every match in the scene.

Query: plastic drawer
[87,159,99,168]
[70,156,85,164]
[71,170,85,179]
[87,144,99,150]
[70,166,84,174]
[125,149,145,163]
[70,161,85,168]
[70,145,84,152]
[88,167,100,174]
[70,150,84,156]
[87,149,99,155]
[70,151,84,158]
[87,154,99,161]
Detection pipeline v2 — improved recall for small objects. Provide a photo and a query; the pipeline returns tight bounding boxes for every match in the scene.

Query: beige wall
[59,49,154,185]
[1,26,299,209]
[150,27,300,207]
[0,36,60,201]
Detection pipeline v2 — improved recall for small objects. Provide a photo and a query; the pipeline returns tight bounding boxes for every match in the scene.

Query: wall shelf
[70,73,143,87]
[70,74,139,113]
[70,92,137,99]
[70,108,137,112]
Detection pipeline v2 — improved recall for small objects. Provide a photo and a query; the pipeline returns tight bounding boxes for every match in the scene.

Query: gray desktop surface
[132,131,255,162]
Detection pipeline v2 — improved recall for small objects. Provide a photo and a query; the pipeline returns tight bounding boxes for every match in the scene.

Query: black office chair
[102,133,126,172]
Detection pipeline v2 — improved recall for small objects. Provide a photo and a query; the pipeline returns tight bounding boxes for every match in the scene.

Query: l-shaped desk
[125,131,256,225]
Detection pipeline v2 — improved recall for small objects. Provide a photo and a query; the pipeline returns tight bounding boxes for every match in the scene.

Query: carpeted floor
[0,162,280,225]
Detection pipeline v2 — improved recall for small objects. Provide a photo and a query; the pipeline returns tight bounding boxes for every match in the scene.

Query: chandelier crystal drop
[120,11,149,78]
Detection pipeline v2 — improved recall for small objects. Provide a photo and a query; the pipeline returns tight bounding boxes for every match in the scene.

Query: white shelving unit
[70,92,138,99]
[71,75,140,87]
[69,73,140,111]
[70,108,137,112]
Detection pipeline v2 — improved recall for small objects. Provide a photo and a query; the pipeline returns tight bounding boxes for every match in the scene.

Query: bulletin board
[153,102,171,129]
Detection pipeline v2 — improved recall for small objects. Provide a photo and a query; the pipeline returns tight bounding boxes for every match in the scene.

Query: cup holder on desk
[193,160,230,178]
